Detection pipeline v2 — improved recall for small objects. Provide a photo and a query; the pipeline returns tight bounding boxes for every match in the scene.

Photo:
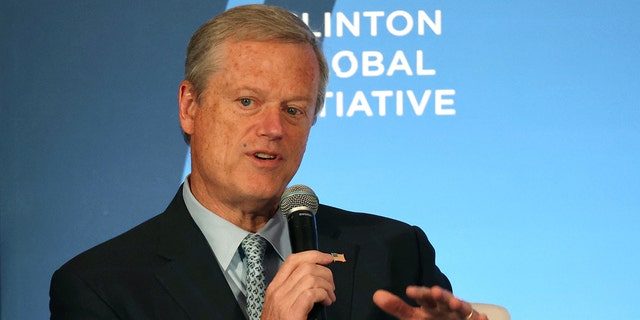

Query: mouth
[253,152,277,160]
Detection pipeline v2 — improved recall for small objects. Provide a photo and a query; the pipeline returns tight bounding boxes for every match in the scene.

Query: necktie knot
[241,233,267,320]
[242,233,267,263]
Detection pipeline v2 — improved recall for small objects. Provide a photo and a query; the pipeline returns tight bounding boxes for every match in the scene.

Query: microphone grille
[280,184,319,216]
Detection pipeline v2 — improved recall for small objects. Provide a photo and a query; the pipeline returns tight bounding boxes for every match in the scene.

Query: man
[50,5,487,320]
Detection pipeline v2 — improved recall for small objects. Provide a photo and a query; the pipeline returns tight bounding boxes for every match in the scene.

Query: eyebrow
[233,86,315,104]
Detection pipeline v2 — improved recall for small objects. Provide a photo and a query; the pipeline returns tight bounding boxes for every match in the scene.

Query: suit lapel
[154,188,245,319]
[317,212,359,320]
[149,190,361,319]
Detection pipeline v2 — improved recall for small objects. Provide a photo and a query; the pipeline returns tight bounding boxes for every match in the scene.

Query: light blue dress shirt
[182,178,292,318]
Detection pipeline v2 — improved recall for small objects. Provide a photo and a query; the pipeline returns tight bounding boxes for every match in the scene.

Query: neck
[187,177,278,232]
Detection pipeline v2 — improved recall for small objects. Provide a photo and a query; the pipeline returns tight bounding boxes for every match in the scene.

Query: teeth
[254,152,276,160]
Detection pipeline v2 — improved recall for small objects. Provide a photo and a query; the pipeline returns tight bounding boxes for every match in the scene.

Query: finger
[463,308,490,320]
[280,251,335,273]
[273,251,335,292]
[269,251,333,287]
[265,271,336,318]
[373,289,424,319]
[296,286,336,307]
[433,288,472,317]
[264,252,336,318]
[407,286,473,319]
[405,286,438,309]
[271,260,335,294]
[416,285,453,299]
[284,266,336,303]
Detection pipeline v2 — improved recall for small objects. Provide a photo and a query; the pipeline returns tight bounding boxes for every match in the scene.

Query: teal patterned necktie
[242,233,267,320]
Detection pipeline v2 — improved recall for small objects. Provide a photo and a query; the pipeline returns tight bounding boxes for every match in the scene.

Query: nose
[257,105,284,140]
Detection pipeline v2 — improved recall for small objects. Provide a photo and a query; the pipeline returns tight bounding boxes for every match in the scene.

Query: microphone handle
[286,211,326,320]
[308,303,327,320]
[287,211,318,252]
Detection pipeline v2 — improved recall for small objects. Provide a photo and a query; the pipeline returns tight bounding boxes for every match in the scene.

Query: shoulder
[50,211,172,316]
[57,188,188,274]
[316,204,451,290]
[56,211,169,276]
[317,204,417,234]
[316,203,432,251]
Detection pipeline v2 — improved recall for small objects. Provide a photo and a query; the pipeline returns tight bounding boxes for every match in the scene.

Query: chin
[242,181,284,200]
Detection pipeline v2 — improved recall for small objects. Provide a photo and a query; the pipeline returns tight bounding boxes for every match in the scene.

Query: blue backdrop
[2,0,639,319]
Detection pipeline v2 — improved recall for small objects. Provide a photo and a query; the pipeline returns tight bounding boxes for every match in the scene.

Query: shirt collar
[182,177,292,271]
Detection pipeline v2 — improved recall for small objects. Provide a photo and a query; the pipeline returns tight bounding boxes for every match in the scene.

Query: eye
[239,98,253,107]
[286,106,302,116]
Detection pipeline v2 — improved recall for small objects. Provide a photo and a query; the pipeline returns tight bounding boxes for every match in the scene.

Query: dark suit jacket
[50,187,451,319]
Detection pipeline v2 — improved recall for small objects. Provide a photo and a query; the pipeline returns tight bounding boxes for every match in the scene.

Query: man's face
[180,40,320,216]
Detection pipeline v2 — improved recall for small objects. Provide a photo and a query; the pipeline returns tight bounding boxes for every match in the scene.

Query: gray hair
[182,4,329,144]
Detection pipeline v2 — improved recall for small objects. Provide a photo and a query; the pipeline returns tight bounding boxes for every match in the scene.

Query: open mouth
[254,152,276,160]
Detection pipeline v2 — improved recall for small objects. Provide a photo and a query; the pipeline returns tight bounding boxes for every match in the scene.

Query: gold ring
[465,309,475,320]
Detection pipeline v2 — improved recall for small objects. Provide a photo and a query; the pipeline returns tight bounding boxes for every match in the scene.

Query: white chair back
[471,303,510,320]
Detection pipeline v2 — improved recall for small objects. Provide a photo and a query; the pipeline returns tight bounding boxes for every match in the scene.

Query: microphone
[280,185,326,320]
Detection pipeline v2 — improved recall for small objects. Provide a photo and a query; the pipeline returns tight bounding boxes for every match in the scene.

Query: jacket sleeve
[412,225,452,292]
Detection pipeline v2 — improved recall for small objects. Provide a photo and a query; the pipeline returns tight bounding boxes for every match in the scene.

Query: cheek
[193,109,233,152]
[290,129,310,158]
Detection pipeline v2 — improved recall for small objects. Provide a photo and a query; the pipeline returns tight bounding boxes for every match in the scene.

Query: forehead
[221,40,317,69]
[212,40,320,95]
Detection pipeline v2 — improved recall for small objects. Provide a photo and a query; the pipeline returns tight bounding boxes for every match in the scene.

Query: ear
[178,80,198,136]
